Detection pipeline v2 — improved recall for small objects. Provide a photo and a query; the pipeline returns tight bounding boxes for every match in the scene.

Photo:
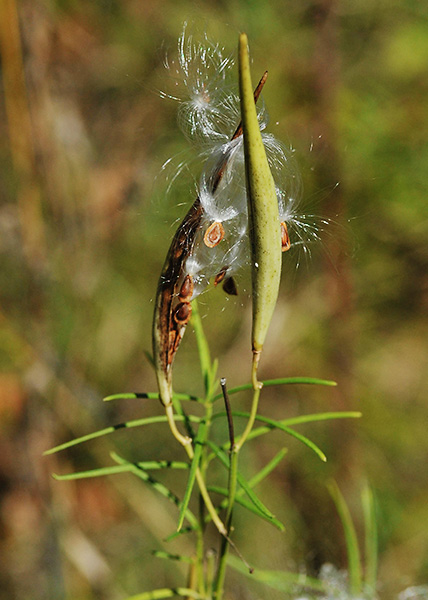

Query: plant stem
[165,404,192,446]
[234,353,263,452]
[214,380,239,599]
[192,299,212,393]
[195,503,206,596]
[166,397,227,537]
[179,441,227,537]
[214,449,238,600]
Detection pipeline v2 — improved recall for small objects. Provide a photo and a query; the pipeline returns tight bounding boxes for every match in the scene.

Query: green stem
[214,449,239,599]
[234,353,263,452]
[191,299,213,396]
[196,403,213,595]
[182,442,227,537]
[165,404,192,447]
[214,378,240,599]
[195,529,205,598]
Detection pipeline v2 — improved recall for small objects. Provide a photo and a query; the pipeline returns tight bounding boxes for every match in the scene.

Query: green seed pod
[238,34,282,362]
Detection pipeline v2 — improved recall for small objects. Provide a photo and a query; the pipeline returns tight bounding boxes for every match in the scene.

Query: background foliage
[0,1,427,599]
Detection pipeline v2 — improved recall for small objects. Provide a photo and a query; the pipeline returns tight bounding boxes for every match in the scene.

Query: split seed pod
[152,63,268,408]
[238,33,282,371]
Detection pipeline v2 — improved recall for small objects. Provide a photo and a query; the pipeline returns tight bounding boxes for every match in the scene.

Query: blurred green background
[1,1,428,599]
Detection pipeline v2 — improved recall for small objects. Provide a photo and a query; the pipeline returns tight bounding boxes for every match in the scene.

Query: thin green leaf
[212,412,327,462]
[281,411,362,426]
[205,441,284,531]
[267,425,326,462]
[164,526,194,543]
[124,588,203,600]
[52,460,190,481]
[207,485,284,531]
[44,414,201,455]
[214,449,287,516]
[227,555,325,593]
[165,452,287,537]
[328,480,362,595]
[103,392,200,402]
[212,377,337,402]
[362,484,378,593]
[212,410,361,427]
[111,452,198,530]
[152,551,194,564]
[53,465,131,480]
[177,421,206,531]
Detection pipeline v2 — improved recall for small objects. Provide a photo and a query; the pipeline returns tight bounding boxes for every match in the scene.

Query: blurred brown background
[1,1,428,598]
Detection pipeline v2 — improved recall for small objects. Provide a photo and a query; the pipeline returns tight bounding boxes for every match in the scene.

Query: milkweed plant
[45,28,425,600]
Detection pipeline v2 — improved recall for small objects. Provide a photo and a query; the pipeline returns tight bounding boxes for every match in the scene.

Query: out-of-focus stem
[0,0,46,264]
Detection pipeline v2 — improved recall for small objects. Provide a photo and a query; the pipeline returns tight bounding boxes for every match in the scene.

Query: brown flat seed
[214,266,229,286]
[203,221,225,248]
[223,277,238,296]
[281,221,291,252]
[179,275,194,301]
[174,302,192,324]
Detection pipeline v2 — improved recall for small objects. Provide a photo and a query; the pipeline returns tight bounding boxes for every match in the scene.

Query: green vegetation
[1,1,427,599]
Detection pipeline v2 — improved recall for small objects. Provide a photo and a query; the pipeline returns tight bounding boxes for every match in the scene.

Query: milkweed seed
[179,274,194,301]
[223,277,238,296]
[214,266,229,286]
[203,221,225,248]
[281,221,291,252]
[174,301,192,324]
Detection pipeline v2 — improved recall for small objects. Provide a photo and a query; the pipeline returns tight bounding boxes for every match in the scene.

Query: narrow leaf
[124,588,203,600]
[207,485,284,531]
[281,411,362,426]
[44,414,201,455]
[212,412,327,461]
[362,484,378,593]
[103,392,200,402]
[52,460,190,481]
[53,465,131,480]
[328,480,362,595]
[212,377,337,402]
[111,452,198,530]
[152,551,194,564]
[163,526,195,543]
[227,555,325,593]
[177,421,206,530]
[206,441,284,530]
[212,410,361,426]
